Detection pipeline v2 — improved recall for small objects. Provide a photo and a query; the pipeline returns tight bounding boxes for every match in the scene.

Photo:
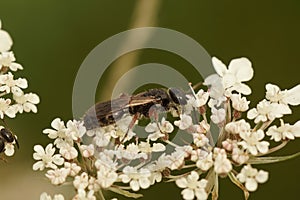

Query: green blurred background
[0,0,300,199]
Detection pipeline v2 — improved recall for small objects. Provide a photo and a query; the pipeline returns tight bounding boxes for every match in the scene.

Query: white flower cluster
[0,20,39,157]
[34,56,300,200]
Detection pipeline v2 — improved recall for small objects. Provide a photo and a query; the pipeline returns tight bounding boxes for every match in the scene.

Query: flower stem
[202,113,215,146]
[0,92,7,97]
[98,189,106,200]
[212,174,219,200]
[256,140,288,156]
[164,140,179,148]
[226,99,232,123]
[181,164,196,169]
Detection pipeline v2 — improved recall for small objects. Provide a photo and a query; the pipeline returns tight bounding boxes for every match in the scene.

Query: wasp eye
[168,88,187,105]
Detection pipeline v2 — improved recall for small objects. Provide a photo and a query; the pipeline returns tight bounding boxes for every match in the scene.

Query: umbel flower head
[34,56,300,200]
[0,19,40,158]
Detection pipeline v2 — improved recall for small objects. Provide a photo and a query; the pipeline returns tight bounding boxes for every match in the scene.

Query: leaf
[247,152,300,165]
[228,172,249,200]
[108,187,143,199]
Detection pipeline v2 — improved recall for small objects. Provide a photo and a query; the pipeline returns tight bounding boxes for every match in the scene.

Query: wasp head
[168,88,188,106]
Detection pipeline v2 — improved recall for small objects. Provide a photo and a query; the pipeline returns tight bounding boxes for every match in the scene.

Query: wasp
[0,128,19,154]
[83,88,188,130]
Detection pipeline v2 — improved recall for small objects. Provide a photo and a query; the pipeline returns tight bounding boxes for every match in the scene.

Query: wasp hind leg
[119,113,140,144]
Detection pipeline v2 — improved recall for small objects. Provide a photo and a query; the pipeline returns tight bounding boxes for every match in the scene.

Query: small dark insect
[83,88,188,130]
[0,128,19,153]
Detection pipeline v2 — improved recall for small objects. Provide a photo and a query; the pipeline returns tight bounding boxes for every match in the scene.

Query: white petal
[5,106,17,118]
[0,30,13,52]
[255,170,268,183]
[23,103,37,113]
[145,122,157,132]
[203,74,220,86]
[176,177,188,188]
[27,93,40,104]
[9,62,23,71]
[256,141,269,154]
[248,146,258,155]
[45,144,55,155]
[119,174,130,183]
[222,73,236,88]
[182,188,195,200]
[189,171,199,181]
[51,118,63,130]
[52,155,64,165]
[33,152,42,160]
[152,143,166,152]
[265,83,280,100]
[139,178,150,189]
[266,83,280,93]
[130,180,140,191]
[194,188,208,200]
[34,145,45,155]
[43,129,58,139]
[228,57,253,82]
[40,192,51,200]
[198,179,208,188]
[0,86,8,93]
[212,57,227,77]
[18,78,28,89]
[256,130,265,140]
[4,143,15,156]
[233,83,252,95]
[245,178,258,192]
[32,161,44,171]
[284,131,295,140]
[12,86,24,96]
[247,108,258,120]
[285,84,300,106]
[236,173,246,183]
[292,121,300,137]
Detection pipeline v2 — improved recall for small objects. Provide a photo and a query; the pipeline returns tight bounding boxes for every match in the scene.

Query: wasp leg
[119,113,140,144]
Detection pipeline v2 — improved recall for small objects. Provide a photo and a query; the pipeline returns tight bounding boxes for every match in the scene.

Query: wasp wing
[84,95,131,129]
